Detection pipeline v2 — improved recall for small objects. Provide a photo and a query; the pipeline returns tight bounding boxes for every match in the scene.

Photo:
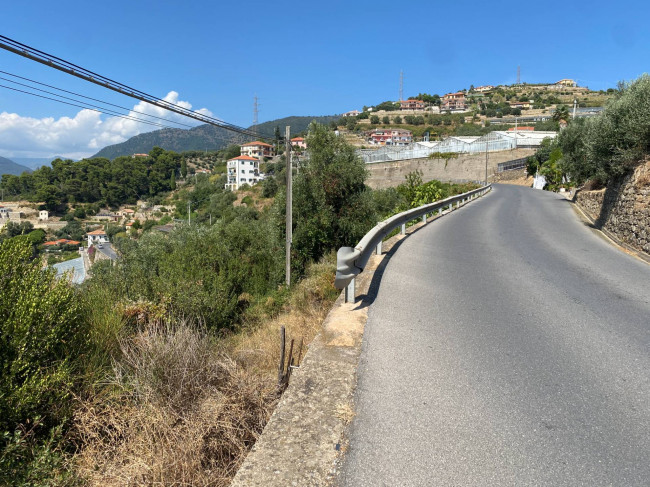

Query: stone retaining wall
[366,148,536,189]
[575,160,650,254]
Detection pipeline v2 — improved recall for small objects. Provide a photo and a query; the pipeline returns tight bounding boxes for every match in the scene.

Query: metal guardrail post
[376,241,382,255]
[422,214,427,224]
[345,279,355,303]
[401,223,406,235]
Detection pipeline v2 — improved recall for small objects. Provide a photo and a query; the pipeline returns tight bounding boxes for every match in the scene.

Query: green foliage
[373,101,400,112]
[393,115,402,124]
[96,220,283,329]
[382,115,390,124]
[557,74,650,184]
[285,122,376,277]
[0,147,182,212]
[372,187,407,219]
[370,115,380,125]
[395,171,479,209]
[0,237,85,480]
[56,221,84,242]
[0,221,34,240]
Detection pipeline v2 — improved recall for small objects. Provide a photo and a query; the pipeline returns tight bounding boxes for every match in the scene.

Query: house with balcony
[225,155,261,191]
[400,99,425,111]
[240,141,275,160]
[368,128,413,146]
[441,92,468,112]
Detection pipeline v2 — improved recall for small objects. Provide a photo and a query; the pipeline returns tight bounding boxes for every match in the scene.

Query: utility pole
[572,99,577,119]
[399,70,404,102]
[187,201,191,225]
[285,126,292,287]
[517,65,521,85]
[485,138,489,185]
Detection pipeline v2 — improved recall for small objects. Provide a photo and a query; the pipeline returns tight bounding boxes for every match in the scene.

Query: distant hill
[10,156,71,170]
[92,115,339,160]
[0,156,32,176]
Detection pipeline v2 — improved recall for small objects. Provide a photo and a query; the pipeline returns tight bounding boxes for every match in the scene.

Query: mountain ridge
[0,156,32,176]
[92,115,339,160]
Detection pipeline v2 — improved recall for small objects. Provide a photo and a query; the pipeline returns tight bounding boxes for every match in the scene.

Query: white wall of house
[225,157,261,191]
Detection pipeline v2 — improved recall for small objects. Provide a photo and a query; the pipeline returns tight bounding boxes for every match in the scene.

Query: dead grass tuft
[73,322,277,486]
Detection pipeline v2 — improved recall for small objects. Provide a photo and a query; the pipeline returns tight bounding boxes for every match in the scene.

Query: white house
[87,229,109,247]
[0,206,9,219]
[39,210,49,221]
[225,155,261,191]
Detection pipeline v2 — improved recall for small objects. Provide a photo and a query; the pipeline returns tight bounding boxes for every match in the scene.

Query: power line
[0,69,196,128]
[0,34,273,141]
[0,75,194,130]
[0,83,176,129]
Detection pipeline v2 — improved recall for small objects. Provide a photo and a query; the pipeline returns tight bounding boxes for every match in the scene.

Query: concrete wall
[575,160,650,254]
[365,148,536,189]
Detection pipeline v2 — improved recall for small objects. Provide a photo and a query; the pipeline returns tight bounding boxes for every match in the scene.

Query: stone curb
[230,194,488,487]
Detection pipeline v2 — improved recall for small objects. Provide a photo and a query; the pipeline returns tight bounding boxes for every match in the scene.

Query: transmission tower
[517,65,521,85]
[253,95,259,137]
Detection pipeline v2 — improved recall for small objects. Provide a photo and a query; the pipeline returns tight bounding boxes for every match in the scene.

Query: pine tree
[170,171,176,190]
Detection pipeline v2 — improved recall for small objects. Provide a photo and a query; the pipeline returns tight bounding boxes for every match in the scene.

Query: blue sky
[1,0,649,158]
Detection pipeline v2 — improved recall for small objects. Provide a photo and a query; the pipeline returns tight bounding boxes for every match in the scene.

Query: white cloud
[0,91,214,159]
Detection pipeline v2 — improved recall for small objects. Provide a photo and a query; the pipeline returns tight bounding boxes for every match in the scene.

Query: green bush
[0,237,85,483]
[557,74,650,183]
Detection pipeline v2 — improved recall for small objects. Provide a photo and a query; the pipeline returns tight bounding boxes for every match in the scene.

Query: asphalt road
[338,184,650,486]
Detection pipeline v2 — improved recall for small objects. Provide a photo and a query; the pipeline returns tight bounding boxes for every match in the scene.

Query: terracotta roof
[87,229,107,235]
[122,208,135,213]
[229,155,259,161]
[291,137,305,141]
[241,141,272,147]
[507,126,535,131]
[44,239,80,246]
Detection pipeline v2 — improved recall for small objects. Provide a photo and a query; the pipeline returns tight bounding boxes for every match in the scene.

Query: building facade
[226,155,261,191]
[368,129,413,146]
[441,92,467,111]
[240,141,275,159]
[87,229,109,247]
[291,137,307,149]
[400,99,425,111]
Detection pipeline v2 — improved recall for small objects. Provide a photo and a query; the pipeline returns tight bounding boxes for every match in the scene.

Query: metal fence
[497,157,529,173]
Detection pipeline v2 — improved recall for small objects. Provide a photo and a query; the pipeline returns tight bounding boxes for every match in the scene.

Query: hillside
[92,115,339,160]
[0,156,32,176]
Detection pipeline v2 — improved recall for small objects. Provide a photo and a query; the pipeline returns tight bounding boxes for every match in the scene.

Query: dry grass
[72,257,339,486]
[225,258,338,376]
[74,322,277,486]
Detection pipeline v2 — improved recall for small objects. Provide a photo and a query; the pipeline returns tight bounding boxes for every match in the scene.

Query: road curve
[338,184,650,486]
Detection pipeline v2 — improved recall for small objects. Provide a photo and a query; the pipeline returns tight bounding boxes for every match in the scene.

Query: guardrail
[334,184,492,302]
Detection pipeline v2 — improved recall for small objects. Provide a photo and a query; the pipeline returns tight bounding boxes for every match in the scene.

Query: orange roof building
[240,140,276,159]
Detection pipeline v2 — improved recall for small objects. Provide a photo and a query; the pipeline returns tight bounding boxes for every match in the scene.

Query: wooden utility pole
[285,126,292,287]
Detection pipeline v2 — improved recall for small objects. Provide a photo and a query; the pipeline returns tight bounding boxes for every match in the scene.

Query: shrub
[0,237,85,483]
